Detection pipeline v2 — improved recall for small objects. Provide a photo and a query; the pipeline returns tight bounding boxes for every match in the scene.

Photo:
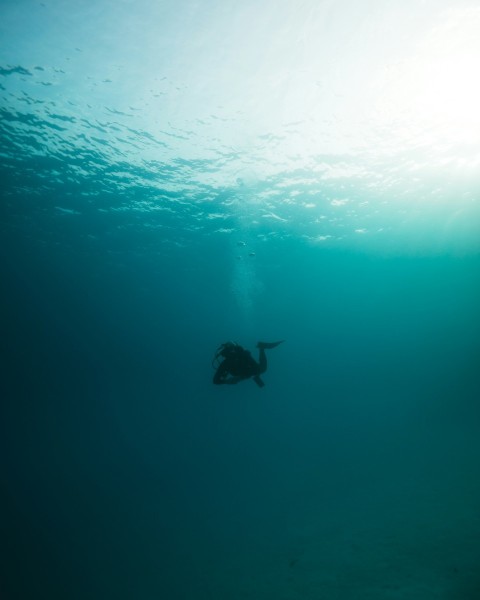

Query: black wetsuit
[213,346,267,387]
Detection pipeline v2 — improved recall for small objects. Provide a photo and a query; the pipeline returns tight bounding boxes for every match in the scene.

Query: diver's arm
[213,364,244,385]
[214,373,243,385]
[213,362,229,384]
[224,376,243,385]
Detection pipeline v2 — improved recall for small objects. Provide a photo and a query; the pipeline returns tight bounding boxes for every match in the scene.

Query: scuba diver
[212,341,284,388]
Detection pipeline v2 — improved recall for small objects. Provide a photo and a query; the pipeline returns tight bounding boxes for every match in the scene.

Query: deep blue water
[2,1,480,599]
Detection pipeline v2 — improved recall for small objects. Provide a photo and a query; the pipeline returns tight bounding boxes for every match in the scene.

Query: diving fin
[253,375,265,388]
[257,340,284,349]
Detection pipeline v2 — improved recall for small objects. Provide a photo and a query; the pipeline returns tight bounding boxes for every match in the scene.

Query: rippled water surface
[2,0,480,255]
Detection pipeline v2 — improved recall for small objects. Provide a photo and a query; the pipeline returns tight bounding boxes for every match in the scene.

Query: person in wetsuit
[212,341,283,388]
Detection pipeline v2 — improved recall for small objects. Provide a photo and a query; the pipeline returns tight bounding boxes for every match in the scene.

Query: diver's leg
[257,347,267,374]
[256,340,284,373]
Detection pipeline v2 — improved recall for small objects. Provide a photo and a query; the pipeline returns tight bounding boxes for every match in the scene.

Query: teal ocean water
[1,1,480,598]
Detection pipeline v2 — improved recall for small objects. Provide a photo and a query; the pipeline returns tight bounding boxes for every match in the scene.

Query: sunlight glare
[374,8,480,147]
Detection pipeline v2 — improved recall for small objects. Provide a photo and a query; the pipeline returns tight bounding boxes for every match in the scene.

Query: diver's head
[219,341,239,357]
